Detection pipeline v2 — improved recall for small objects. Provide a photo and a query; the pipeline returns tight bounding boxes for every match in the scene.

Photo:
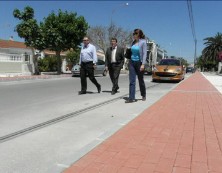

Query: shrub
[38,56,58,72]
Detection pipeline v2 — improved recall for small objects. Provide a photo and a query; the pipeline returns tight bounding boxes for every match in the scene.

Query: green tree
[196,55,218,71]
[13,6,45,75]
[66,48,81,66]
[196,55,204,71]
[38,56,58,72]
[41,10,89,74]
[178,57,189,67]
[202,32,222,70]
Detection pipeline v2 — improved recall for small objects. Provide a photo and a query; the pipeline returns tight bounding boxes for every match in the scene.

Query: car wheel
[103,70,107,76]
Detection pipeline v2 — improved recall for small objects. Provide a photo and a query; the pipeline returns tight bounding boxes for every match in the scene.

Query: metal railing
[0,53,30,62]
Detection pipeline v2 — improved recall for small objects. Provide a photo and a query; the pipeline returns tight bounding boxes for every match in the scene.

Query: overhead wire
[187,0,197,64]
[187,0,196,41]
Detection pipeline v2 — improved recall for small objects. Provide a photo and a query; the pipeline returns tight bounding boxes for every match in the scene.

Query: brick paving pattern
[63,72,222,173]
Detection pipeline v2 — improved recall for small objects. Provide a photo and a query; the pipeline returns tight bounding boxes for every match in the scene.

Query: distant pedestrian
[125,29,147,103]
[78,36,101,95]
[105,38,124,95]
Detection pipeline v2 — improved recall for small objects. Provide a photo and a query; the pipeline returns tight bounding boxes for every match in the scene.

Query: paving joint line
[172,90,219,93]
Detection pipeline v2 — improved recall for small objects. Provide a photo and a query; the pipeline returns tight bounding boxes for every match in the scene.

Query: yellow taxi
[152,59,185,82]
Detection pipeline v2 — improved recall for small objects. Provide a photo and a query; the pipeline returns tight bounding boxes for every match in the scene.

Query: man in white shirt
[78,36,101,95]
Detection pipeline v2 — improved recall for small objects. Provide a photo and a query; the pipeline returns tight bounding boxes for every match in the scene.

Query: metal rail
[0,83,159,143]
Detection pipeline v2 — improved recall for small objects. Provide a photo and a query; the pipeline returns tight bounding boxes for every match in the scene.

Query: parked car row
[186,66,195,73]
[72,58,193,84]
[72,59,107,77]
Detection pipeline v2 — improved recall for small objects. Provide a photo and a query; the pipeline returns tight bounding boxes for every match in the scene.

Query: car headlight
[175,68,181,72]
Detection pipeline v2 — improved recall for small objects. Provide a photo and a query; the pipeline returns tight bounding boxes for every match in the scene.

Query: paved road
[0,74,185,173]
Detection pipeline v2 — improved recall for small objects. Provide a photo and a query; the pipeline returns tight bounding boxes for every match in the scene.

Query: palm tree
[196,55,206,71]
[202,33,222,69]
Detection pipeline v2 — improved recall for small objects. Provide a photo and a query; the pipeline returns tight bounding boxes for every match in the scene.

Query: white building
[0,39,105,76]
[0,40,34,77]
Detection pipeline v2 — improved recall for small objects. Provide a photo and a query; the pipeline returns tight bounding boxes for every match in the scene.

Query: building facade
[0,40,34,77]
[0,39,106,76]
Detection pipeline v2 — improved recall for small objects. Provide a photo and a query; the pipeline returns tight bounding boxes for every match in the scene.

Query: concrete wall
[0,51,34,75]
[0,62,23,73]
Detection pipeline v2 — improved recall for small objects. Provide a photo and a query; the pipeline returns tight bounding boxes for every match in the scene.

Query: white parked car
[71,59,107,77]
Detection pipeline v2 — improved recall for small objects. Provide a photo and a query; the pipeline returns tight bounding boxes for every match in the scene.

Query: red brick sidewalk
[64,72,222,173]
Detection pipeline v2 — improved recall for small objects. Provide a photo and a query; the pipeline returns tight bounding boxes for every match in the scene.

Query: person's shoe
[125,99,136,103]
[142,96,146,101]
[97,85,101,93]
[79,91,86,95]
[115,86,119,92]
[111,90,116,95]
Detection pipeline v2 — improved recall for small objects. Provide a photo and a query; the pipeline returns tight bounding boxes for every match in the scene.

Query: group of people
[78,28,147,103]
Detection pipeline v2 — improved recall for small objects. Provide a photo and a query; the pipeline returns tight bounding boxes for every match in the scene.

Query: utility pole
[194,39,197,66]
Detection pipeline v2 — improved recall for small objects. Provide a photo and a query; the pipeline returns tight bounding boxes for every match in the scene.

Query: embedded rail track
[0,83,160,143]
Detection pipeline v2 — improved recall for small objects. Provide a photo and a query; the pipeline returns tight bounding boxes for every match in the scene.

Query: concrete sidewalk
[202,72,222,94]
[63,72,222,173]
[0,73,72,82]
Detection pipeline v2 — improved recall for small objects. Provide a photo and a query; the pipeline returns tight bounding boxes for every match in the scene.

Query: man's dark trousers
[80,62,100,92]
[109,63,121,92]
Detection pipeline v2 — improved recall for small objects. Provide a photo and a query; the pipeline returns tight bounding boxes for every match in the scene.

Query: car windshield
[159,59,180,66]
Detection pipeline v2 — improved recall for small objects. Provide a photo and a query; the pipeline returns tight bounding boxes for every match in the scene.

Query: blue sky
[0,1,221,63]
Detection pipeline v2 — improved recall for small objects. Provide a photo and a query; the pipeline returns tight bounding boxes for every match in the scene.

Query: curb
[0,74,72,82]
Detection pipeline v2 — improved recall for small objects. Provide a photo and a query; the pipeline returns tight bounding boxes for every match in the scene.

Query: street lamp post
[111,2,129,24]
[110,3,129,71]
